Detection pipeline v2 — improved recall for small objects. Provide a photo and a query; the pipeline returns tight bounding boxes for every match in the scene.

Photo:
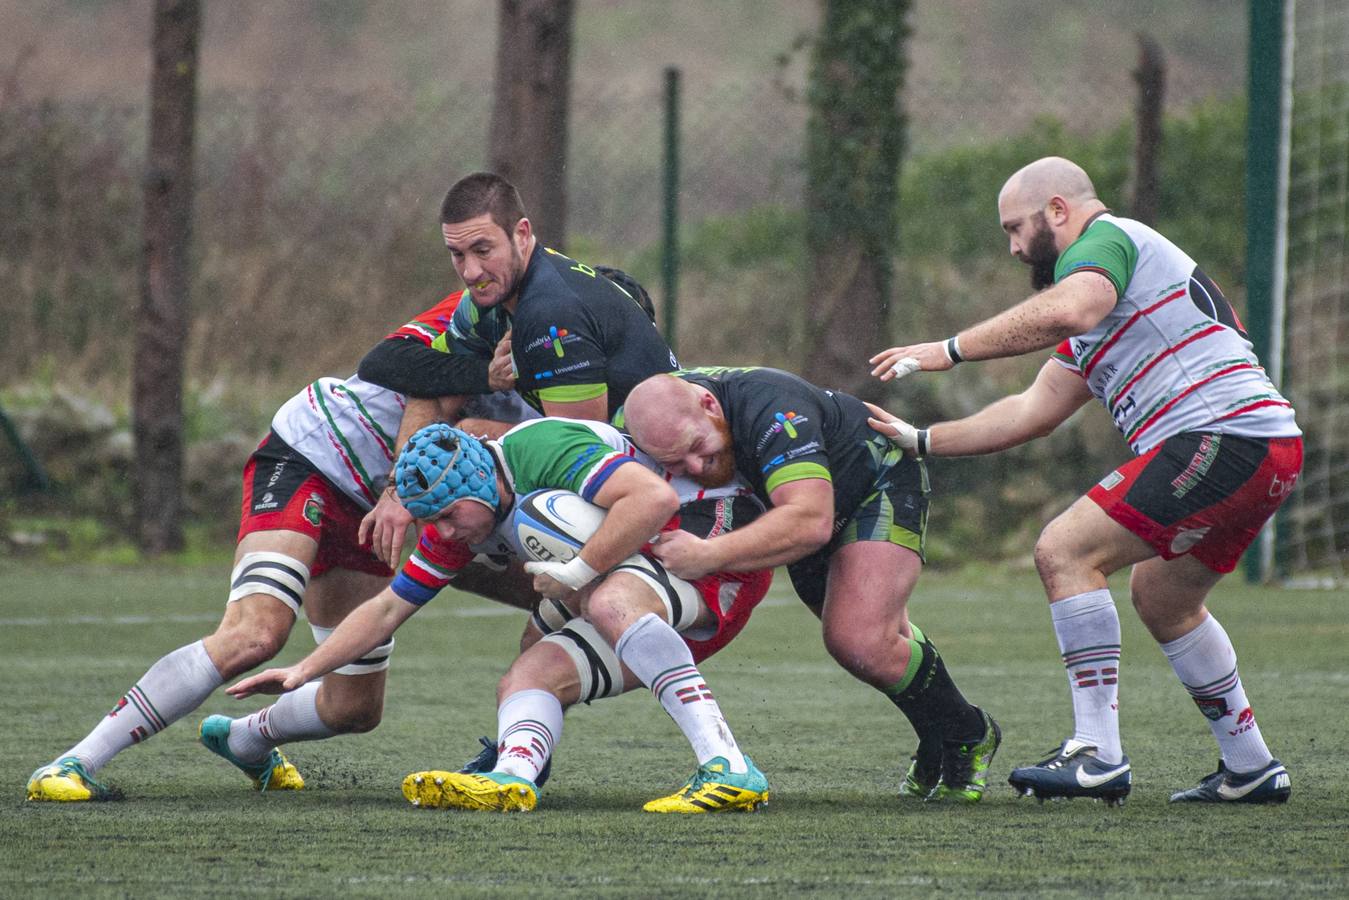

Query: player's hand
[649,529,716,580]
[488,330,516,392]
[864,401,922,455]
[359,488,414,565]
[226,665,306,699]
[869,342,953,381]
[524,557,599,600]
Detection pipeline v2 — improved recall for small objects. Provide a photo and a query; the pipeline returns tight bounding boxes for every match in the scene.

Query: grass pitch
[1,561,1345,897]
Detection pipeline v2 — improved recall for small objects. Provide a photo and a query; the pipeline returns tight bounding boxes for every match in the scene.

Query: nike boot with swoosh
[1168,758,1290,804]
[1008,739,1132,806]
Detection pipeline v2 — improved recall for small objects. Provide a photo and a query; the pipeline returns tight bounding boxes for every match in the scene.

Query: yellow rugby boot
[643,756,769,814]
[26,757,110,802]
[199,715,304,792]
[402,770,537,812]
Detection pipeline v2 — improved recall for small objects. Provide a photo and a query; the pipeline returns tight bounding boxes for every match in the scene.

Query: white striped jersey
[270,375,405,510]
[1050,213,1299,454]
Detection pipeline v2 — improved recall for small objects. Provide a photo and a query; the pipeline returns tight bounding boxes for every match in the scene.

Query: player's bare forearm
[295,591,417,682]
[929,362,1092,455]
[957,272,1117,361]
[661,483,830,574]
[584,468,680,572]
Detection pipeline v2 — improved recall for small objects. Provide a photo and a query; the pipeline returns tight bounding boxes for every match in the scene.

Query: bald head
[625,374,736,487]
[625,375,704,454]
[999,156,1098,210]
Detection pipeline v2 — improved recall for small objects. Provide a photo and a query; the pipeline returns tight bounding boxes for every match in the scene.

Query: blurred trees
[490,0,574,247]
[801,0,910,400]
[134,0,200,554]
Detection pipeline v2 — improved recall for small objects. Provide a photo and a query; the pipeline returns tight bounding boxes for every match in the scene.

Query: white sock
[492,689,563,783]
[228,681,336,763]
[1161,614,1273,773]
[1050,589,1124,764]
[616,613,746,773]
[64,640,222,773]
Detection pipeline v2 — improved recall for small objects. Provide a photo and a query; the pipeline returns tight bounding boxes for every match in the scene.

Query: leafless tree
[489,0,574,248]
[134,0,200,553]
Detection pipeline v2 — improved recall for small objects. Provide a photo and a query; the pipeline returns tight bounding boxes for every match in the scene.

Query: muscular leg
[223,566,394,764]
[1131,554,1275,773]
[1031,497,1155,764]
[52,530,310,777]
[585,571,750,774]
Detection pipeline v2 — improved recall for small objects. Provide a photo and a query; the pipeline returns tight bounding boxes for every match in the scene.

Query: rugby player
[622,367,1002,803]
[24,295,538,802]
[355,170,675,566]
[868,156,1301,805]
[229,420,773,814]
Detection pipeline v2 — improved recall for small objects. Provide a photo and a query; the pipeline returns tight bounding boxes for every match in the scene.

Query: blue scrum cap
[394,424,500,519]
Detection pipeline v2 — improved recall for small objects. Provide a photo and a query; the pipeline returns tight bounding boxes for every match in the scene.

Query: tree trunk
[134,0,199,554]
[801,0,910,401]
[1132,33,1165,225]
[489,0,574,249]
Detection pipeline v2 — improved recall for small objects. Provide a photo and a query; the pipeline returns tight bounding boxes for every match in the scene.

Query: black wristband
[916,429,930,456]
[944,336,964,364]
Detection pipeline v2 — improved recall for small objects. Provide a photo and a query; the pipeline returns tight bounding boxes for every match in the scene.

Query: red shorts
[1088,432,1303,573]
[684,567,774,663]
[239,431,395,581]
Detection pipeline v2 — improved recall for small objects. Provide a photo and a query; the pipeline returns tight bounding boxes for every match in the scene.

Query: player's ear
[513,216,532,249]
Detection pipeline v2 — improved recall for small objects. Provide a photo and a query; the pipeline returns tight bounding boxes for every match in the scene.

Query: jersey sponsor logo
[254,491,280,512]
[533,359,595,380]
[784,441,822,461]
[1169,526,1211,555]
[525,325,581,359]
[755,411,810,451]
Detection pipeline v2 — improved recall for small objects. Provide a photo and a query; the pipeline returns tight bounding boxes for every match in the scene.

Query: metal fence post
[662,66,681,355]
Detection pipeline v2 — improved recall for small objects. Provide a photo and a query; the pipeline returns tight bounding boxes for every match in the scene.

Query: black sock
[886,633,984,742]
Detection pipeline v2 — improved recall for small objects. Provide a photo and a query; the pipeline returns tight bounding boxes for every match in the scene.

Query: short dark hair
[440,172,527,235]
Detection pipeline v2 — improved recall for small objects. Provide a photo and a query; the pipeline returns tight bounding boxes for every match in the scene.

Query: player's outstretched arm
[869,361,1093,457]
[226,588,419,698]
[870,271,1117,381]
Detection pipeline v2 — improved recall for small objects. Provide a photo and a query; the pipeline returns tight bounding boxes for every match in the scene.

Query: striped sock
[1050,590,1123,764]
[617,613,747,773]
[228,680,336,763]
[1161,614,1273,773]
[492,689,563,783]
[64,640,223,773]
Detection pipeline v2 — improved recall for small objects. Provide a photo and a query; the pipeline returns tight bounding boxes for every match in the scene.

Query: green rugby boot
[199,715,304,792]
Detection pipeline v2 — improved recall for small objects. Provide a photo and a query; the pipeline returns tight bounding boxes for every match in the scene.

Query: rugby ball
[514,490,607,564]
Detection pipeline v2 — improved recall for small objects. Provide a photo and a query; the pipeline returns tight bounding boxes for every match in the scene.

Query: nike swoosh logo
[1075,762,1131,788]
[1217,767,1284,800]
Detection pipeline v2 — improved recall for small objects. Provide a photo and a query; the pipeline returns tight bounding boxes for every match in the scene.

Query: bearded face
[692,415,738,488]
[1023,212,1060,291]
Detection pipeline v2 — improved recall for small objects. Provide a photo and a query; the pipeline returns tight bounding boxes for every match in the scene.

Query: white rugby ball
[514,489,607,564]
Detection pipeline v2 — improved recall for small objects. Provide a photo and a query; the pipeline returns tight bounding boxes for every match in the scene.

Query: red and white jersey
[270,375,405,510]
[1050,213,1299,454]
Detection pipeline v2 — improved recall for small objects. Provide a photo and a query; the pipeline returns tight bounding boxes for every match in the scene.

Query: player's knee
[209,620,289,676]
[821,622,892,678]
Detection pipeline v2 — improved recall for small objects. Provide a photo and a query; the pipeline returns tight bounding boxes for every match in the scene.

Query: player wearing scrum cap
[230,420,773,814]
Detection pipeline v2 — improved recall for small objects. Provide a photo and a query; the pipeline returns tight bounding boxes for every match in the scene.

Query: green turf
[1,561,1345,897]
